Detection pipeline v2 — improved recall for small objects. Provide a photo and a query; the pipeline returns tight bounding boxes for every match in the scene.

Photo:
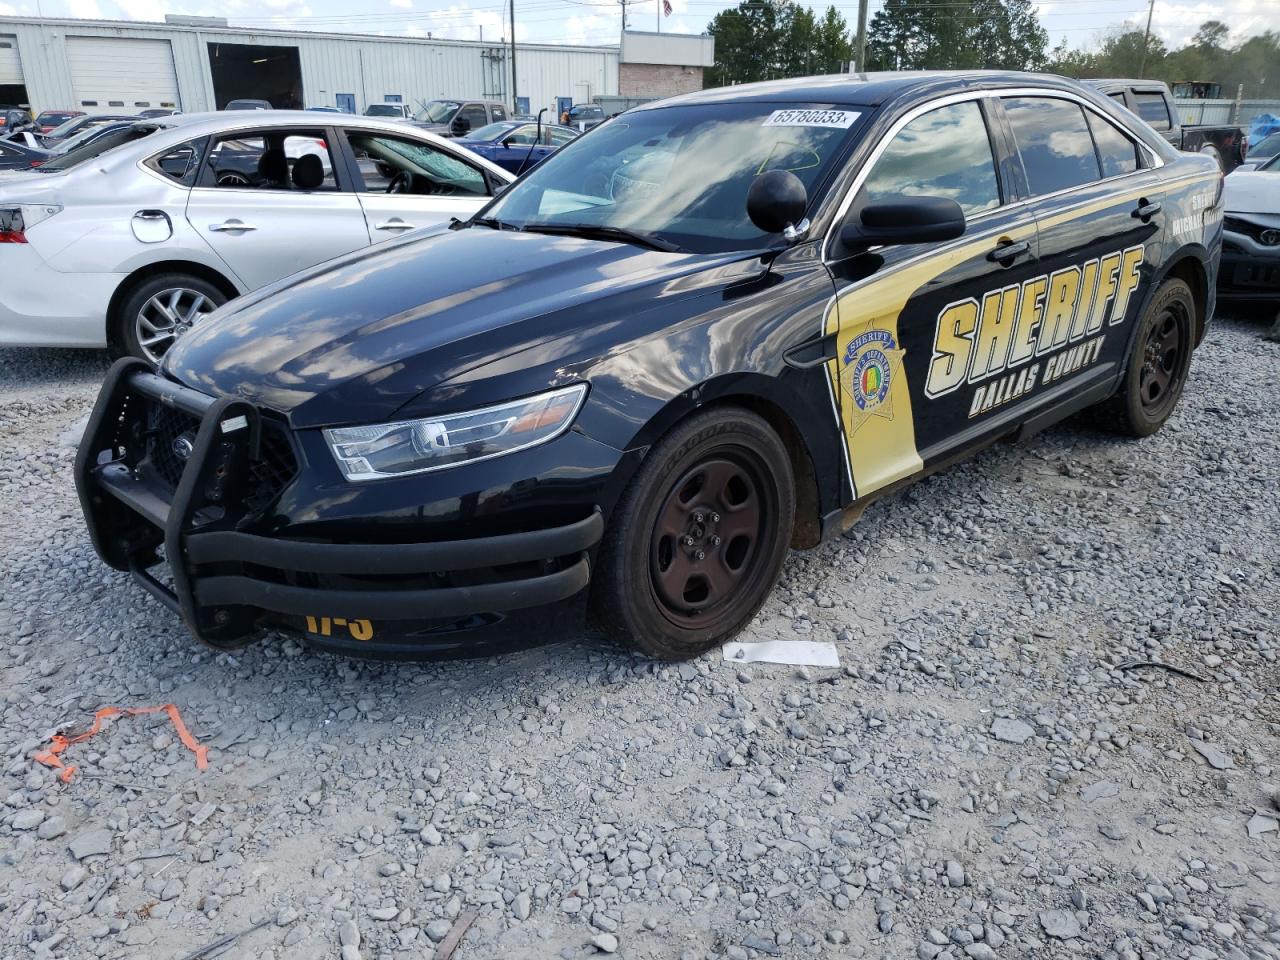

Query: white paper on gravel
[721,640,840,668]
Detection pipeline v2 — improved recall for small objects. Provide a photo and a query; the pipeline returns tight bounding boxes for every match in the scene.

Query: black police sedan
[76,71,1223,660]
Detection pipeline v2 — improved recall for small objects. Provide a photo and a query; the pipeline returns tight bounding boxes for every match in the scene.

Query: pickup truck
[1088,79,1246,172]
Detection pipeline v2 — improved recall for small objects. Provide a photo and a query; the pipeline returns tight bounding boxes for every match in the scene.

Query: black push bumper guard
[75,358,603,648]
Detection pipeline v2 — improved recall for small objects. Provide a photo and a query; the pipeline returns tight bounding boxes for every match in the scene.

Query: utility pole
[854,0,868,72]
[1138,0,1155,79]
[509,0,517,108]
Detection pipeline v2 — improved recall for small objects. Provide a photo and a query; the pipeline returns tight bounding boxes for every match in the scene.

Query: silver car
[0,111,513,363]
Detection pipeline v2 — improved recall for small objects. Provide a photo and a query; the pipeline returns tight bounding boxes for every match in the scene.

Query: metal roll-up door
[0,36,22,85]
[66,36,180,115]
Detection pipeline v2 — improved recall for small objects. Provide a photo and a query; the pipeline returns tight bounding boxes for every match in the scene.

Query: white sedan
[0,111,513,363]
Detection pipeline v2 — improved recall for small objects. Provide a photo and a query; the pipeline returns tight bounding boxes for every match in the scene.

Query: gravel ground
[1,315,1278,960]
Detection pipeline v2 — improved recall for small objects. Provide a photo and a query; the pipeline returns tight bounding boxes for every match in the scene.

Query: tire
[592,407,795,660]
[1091,277,1196,437]
[110,273,228,365]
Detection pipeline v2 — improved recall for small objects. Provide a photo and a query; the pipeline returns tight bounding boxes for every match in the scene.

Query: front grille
[146,404,202,488]
[245,422,299,514]
[1224,216,1280,246]
[141,398,299,514]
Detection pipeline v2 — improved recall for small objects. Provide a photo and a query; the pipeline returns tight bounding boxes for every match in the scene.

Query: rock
[990,718,1033,744]
[1098,822,1127,841]
[60,866,87,892]
[945,860,965,887]
[1246,813,1278,838]
[11,808,45,831]
[1190,741,1233,770]
[1039,909,1082,939]
[965,945,998,960]
[425,919,453,942]
[339,920,360,948]
[368,906,398,921]
[513,892,532,920]
[68,828,112,860]
[591,933,619,953]
[36,815,66,840]
[1081,781,1120,803]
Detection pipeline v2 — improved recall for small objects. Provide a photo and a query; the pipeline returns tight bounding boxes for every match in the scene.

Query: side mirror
[841,196,966,249]
[746,169,809,235]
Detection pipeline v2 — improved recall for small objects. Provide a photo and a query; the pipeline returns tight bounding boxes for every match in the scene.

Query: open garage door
[66,36,180,115]
[0,35,28,108]
[207,43,302,110]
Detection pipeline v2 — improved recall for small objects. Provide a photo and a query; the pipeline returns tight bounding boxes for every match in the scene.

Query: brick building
[619,31,715,99]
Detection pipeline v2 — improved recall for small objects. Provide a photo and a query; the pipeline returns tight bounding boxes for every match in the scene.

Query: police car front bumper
[75,359,610,658]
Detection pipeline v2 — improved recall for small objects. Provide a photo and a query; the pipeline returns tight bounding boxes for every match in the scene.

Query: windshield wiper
[469,216,522,231]
[520,222,684,253]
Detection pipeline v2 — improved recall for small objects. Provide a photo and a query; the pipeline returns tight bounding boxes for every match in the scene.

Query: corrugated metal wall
[0,16,618,117]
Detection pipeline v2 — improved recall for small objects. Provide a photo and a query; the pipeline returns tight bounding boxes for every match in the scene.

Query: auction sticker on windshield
[763,109,860,128]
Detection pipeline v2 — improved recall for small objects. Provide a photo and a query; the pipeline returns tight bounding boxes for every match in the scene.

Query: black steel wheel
[593,407,794,660]
[1091,276,1196,437]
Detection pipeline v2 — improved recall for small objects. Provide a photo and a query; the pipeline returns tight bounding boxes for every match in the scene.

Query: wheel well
[1164,255,1209,343]
[107,261,240,344]
[705,395,823,550]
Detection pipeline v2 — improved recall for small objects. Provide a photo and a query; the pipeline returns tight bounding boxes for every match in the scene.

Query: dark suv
[563,103,605,131]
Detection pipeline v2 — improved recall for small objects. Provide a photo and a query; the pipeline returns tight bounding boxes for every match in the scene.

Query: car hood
[1223,171,1280,215]
[164,228,753,429]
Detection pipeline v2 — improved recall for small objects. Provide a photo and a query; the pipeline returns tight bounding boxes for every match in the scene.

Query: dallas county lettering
[924,244,1145,418]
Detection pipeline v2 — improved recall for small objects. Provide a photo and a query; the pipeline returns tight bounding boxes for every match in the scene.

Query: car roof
[640,70,1092,111]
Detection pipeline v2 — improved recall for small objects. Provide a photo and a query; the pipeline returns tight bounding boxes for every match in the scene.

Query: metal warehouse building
[0,13,661,119]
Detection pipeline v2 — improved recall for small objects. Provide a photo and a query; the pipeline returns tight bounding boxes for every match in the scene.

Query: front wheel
[1091,277,1196,436]
[110,273,228,365]
[592,407,795,660]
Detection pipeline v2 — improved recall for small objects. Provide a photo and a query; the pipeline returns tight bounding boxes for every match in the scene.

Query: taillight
[0,204,62,244]
[29,159,43,167]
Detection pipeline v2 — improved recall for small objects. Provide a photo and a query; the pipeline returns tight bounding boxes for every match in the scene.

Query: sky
[0,0,1275,53]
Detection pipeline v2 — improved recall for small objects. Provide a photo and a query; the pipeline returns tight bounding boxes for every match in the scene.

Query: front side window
[547,127,577,147]
[483,101,865,254]
[1004,97,1101,196]
[457,105,488,135]
[1087,112,1139,178]
[1132,92,1171,130]
[204,131,337,191]
[491,106,506,121]
[345,131,489,196]
[857,100,1000,218]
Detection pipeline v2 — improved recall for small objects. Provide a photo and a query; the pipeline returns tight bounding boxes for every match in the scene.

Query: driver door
[338,128,494,243]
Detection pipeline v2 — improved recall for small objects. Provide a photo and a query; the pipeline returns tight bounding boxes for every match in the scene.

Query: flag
[662,0,672,15]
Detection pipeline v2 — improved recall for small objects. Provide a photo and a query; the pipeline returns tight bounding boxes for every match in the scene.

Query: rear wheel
[1091,277,1195,436]
[592,407,794,660]
[110,273,228,365]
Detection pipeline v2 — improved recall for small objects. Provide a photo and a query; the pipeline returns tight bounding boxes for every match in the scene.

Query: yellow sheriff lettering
[1069,258,1100,340]
[1109,245,1145,325]
[1036,266,1082,355]
[925,298,978,398]
[1085,252,1122,333]
[1008,276,1047,366]
[968,284,1020,382]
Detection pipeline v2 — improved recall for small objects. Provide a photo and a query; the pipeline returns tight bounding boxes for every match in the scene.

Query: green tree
[706,1,853,88]
[866,0,1047,71]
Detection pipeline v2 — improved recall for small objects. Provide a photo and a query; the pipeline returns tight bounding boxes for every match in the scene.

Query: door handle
[375,219,415,231]
[209,219,257,232]
[1132,199,1162,221]
[986,238,1030,264]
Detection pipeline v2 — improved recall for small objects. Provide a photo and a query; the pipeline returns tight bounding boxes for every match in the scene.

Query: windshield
[1252,132,1280,160]
[366,104,403,116]
[39,112,78,126]
[468,122,517,141]
[416,100,459,123]
[482,101,866,253]
[37,125,156,172]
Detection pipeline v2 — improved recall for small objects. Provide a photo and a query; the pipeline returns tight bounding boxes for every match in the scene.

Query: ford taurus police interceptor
[75,72,1223,661]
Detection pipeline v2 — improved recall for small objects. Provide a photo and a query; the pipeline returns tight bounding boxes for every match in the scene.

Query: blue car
[458,120,578,174]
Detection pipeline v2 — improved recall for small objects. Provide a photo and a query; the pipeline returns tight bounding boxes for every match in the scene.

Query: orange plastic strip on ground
[34,704,209,783]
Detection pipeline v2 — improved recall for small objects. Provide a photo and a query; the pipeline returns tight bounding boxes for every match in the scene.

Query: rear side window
[859,100,1001,217]
[1004,97,1101,196]
[1086,112,1139,178]
[1132,92,1171,130]
[203,131,338,191]
[491,105,506,121]
[146,138,206,186]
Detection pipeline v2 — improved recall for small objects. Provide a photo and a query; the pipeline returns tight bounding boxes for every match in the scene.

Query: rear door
[996,93,1165,413]
[824,95,1042,499]
[186,126,370,290]
[336,127,497,242]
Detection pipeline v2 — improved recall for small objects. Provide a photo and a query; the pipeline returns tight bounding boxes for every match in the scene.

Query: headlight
[324,384,588,481]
